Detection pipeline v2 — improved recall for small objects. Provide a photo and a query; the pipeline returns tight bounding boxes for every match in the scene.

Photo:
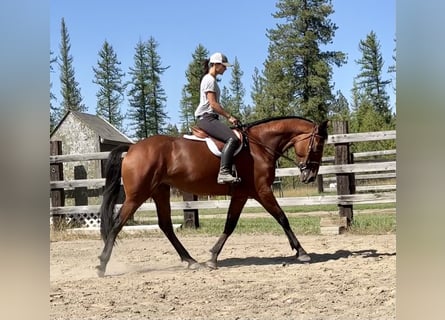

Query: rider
[195,52,241,184]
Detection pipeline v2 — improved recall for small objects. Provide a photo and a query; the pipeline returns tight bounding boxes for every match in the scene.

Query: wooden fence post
[316,175,324,193]
[50,141,65,230]
[333,121,355,225]
[74,165,88,206]
[183,192,199,228]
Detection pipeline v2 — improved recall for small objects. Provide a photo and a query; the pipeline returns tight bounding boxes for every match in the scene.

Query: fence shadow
[217,249,396,267]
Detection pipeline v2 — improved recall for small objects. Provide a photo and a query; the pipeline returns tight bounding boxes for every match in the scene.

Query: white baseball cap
[209,52,232,67]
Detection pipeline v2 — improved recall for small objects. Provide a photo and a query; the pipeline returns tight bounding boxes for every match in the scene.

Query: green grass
[176,216,321,236]
[136,202,395,219]
[174,212,396,236]
[348,213,396,234]
[51,211,395,242]
[132,200,396,237]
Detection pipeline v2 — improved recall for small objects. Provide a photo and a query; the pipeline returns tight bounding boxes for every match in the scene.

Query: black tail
[99,144,130,242]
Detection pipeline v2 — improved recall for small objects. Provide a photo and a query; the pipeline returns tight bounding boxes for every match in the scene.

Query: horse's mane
[243,116,315,129]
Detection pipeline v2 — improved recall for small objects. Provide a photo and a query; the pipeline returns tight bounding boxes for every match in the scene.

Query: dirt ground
[50,233,396,320]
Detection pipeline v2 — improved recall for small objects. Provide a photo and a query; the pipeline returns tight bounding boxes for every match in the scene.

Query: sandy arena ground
[50,233,396,320]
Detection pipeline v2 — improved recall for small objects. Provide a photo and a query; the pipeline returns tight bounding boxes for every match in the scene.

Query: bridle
[238,123,324,170]
[296,126,321,171]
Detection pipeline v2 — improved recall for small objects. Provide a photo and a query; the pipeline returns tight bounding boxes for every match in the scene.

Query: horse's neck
[248,119,313,152]
[250,120,312,138]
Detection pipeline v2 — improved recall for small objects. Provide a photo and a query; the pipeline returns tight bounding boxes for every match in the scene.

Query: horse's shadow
[217,249,396,267]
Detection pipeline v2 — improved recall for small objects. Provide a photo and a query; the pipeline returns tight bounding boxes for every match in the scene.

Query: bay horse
[97,116,328,277]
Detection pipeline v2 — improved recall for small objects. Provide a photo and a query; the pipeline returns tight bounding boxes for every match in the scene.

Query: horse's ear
[321,120,329,129]
[318,120,329,137]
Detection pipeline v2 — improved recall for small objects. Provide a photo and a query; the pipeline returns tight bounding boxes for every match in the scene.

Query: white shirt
[195,74,220,117]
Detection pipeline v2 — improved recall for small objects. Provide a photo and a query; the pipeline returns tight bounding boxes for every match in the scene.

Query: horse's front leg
[206,196,248,269]
[256,188,311,262]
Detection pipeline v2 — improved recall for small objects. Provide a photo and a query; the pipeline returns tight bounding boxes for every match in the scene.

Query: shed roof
[51,111,133,144]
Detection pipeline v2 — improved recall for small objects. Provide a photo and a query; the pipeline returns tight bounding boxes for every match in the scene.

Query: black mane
[243,116,315,129]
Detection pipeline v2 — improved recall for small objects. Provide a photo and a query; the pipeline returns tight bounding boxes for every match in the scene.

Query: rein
[238,123,320,168]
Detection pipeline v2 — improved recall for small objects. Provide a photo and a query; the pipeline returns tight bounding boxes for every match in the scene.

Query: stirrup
[217,173,238,184]
[217,166,241,184]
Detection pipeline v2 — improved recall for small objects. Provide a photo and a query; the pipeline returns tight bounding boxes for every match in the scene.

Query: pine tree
[220,86,232,125]
[250,67,269,120]
[58,18,86,115]
[354,31,392,124]
[50,50,60,131]
[388,38,396,96]
[127,37,169,140]
[164,123,180,136]
[179,45,209,131]
[127,40,150,139]
[350,78,395,152]
[92,40,126,131]
[179,88,192,133]
[263,0,346,123]
[225,57,245,122]
[261,58,294,118]
[330,90,350,121]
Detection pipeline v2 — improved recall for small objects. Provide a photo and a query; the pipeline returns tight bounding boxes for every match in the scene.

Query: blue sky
[50,0,395,127]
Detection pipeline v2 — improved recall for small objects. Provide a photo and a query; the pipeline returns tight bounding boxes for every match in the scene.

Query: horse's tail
[99,144,130,243]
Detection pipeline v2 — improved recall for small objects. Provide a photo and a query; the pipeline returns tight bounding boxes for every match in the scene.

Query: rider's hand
[228,115,240,126]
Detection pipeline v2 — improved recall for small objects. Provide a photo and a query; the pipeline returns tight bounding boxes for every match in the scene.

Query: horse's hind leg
[152,184,200,269]
[97,199,143,277]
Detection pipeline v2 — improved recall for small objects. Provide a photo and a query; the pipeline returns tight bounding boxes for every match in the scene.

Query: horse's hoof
[205,260,217,270]
[297,253,311,263]
[187,261,203,270]
[96,266,105,277]
[296,247,311,263]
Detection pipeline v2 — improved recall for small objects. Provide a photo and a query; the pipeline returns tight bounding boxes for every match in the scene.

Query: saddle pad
[183,132,243,157]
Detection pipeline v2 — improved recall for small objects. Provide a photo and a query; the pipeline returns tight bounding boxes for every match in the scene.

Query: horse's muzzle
[300,169,316,184]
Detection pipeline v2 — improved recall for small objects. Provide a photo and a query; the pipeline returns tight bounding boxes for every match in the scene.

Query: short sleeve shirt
[195,74,220,117]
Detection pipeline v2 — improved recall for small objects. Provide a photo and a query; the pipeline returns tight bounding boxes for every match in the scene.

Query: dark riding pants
[197,113,239,143]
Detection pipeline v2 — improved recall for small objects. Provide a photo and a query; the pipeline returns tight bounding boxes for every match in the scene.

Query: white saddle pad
[183,132,243,157]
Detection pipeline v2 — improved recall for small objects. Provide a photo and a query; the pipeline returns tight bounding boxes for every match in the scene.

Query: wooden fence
[50,126,396,229]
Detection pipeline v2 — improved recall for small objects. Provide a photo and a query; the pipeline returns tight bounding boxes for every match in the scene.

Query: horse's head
[294,120,328,184]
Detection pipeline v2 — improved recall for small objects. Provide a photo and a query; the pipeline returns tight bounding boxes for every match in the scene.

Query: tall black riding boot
[217,138,240,184]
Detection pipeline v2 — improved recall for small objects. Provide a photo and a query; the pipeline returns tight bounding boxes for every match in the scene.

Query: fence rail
[50,192,396,217]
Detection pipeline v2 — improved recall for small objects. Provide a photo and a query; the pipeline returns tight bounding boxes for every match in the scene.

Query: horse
[96,116,329,277]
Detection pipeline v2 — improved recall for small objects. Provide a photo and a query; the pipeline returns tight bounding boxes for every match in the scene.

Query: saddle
[183,126,244,157]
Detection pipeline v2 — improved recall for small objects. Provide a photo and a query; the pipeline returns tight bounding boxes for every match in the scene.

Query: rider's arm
[206,91,238,125]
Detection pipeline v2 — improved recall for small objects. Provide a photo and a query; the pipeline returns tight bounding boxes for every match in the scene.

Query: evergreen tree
[330,90,350,121]
[250,67,269,121]
[179,45,209,131]
[50,50,60,131]
[220,86,232,125]
[388,37,396,96]
[263,0,346,123]
[261,58,294,118]
[179,88,192,133]
[127,37,169,140]
[350,79,395,151]
[224,57,245,122]
[92,40,126,131]
[164,123,180,136]
[58,18,86,115]
[354,31,392,123]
